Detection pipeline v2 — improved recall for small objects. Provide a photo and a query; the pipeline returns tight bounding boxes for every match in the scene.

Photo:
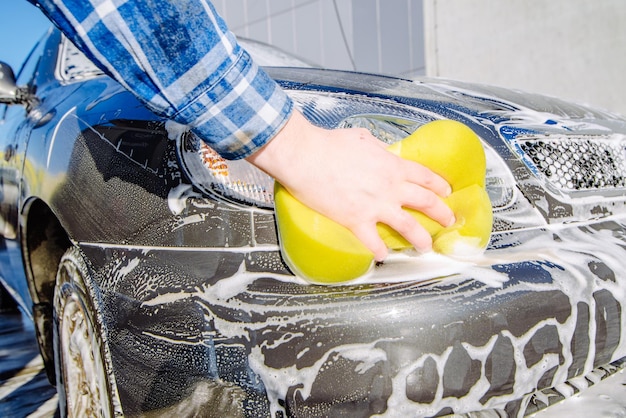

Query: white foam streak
[249,341,391,417]
[168,184,201,215]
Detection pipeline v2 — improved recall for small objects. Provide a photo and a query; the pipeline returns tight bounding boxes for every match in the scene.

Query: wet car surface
[1,27,626,417]
[2,310,626,418]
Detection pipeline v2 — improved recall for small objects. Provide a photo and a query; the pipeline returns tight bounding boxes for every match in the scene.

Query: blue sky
[0,2,52,71]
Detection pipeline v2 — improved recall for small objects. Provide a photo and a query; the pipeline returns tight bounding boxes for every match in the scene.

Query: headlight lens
[177,91,519,230]
[178,134,275,208]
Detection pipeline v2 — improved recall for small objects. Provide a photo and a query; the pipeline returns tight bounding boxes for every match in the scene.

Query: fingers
[401,158,452,198]
[380,208,434,253]
[346,135,455,261]
[348,205,434,260]
[351,204,437,262]
[351,223,389,262]
[359,129,451,199]
[399,182,455,228]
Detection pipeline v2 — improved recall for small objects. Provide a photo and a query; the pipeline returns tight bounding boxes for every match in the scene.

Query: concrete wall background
[424,0,626,116]
[213,0,626,117]
[212,0,426,77]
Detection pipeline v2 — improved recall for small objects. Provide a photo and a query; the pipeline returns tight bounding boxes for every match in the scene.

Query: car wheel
[53,247,121,417]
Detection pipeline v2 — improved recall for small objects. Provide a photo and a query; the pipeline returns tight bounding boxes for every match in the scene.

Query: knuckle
[421,170,440,189]
[393,210,417,233]
[419,191,440,209]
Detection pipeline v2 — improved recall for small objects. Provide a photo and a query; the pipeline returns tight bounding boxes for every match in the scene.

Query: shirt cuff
[178,49,294,160]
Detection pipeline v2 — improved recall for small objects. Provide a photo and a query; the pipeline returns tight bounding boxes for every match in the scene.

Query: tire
[53,247,122,417]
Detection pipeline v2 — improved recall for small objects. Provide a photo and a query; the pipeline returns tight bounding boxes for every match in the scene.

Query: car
[1,26,626,418]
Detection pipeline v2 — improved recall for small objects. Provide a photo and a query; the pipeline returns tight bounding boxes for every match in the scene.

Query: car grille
[515,135,626,193]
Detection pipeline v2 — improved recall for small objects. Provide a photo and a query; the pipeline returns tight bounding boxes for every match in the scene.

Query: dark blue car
[1,27,626,417]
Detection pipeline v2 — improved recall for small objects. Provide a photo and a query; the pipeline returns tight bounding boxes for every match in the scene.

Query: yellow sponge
[274,119,493,284]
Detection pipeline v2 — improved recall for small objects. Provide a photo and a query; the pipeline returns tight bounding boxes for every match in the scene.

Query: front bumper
[78,215,626,417]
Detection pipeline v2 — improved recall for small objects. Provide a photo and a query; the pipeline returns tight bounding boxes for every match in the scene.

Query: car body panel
[1,28,626,416]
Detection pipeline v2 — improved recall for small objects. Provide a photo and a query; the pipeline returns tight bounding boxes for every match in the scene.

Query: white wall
[213,1,626,117]
[423,0,626,116]
[212,0,426,77]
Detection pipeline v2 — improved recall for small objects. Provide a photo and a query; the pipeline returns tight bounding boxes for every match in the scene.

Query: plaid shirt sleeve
[31,0,294,160]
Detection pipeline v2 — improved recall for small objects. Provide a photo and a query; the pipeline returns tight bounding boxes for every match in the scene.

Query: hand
[247,110,455,262]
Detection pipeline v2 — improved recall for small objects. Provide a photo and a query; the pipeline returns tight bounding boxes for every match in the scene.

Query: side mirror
[0,61,27,105]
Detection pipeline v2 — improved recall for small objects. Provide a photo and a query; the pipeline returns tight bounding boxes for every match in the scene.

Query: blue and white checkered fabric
[31,0,293,159]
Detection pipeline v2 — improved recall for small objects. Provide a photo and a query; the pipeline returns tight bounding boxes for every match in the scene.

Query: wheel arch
[21,197,72,382]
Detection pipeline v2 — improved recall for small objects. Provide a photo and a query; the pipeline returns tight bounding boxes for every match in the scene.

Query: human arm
[30,0,454,261]
[30,0,291,159]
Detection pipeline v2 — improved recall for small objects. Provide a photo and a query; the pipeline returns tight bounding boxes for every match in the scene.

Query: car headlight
[176,90,521,232]
[178,135,275,209]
